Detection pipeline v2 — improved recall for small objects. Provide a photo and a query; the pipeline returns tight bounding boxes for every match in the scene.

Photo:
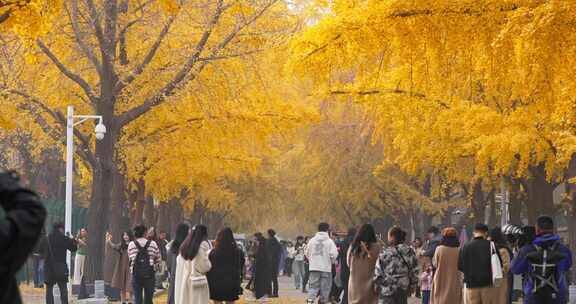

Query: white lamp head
[95,122,106,140]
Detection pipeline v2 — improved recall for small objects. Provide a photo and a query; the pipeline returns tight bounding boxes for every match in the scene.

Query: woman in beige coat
[175,225,212,304]
[347,224,381,304]
[432,227,463,304]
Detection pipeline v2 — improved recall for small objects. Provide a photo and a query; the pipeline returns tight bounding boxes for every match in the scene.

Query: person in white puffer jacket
[305,222,338,304]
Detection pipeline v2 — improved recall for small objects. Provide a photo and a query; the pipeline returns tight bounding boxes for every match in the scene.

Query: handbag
[490,241,504,287]
[189,275,208,288]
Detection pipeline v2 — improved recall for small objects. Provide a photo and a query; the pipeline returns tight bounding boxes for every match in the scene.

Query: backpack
[133,240,154,280]
[525,241,567,300]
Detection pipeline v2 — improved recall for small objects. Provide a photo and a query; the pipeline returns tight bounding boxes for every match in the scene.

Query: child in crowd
[420,263,433,304]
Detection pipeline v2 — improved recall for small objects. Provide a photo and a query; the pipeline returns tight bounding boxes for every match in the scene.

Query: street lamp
[65,105,106,280]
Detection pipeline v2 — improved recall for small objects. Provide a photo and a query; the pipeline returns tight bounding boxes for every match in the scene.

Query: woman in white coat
[175,225,212,304]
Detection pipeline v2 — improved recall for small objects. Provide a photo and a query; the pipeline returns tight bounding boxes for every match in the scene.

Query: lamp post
[65,105,106,280]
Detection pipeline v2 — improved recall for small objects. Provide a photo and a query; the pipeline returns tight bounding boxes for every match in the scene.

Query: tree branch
[69,0,102,76]
[1,87,97,166]
[117,0,278,127]
[115,16,175,93]
[116,0,226,127]
[36,40,99,102]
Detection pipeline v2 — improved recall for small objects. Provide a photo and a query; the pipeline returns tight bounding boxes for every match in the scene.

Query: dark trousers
[133,276,155,304]
[45,281,68,304]
[380,289,408,304]
[302,263,310,291]
[269,269,279,296]
[422,290,430,304]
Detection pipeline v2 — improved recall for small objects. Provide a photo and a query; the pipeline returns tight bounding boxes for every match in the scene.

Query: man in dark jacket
[458,223,495,304]
[40,222,78,304]
[266,229,282,297]
[512,216,572,304]
[0,171,46,304]
[423,226,441,259]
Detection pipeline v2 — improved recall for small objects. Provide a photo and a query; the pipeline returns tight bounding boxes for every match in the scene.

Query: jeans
[45,281,68,304]
[422,290,430,304]
[293,260,305,288]
[33,256,44,287]
[133,275,155,304]
[307,271,332,303]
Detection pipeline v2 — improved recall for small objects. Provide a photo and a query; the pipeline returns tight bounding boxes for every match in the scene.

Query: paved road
[22,276,421,303]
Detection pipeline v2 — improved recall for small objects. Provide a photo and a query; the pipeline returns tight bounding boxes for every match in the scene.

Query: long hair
[171,223,190,254]
[213,227,237,256]
[180,225,208,260]
[121,230,134,251]
[351,224,377,257]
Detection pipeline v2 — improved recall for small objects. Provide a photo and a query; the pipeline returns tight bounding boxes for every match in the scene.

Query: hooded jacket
[305,232,338,273]
[511,234,572,304]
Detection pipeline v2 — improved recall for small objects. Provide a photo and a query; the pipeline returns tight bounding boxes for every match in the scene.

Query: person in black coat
[266,229,282,297]
[40,222,78,304]
[207,227,245,303]
[252,233,271,299]
[0,171,46,304]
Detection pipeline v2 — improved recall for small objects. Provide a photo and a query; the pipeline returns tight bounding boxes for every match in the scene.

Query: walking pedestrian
[73,228,88,285]
[285,241,294,277]
[0,171,46,304]
[419,264,432,304]
[347,224,381,304]
[423,226,441,262]
[305,222,338,304]
[251,232,271,300]
[373,226,418,304]
[412,237,425,298]
[431,227,463,304]
[207,227,245,303]
[293,236,306,290]
[157,231,169,288]
[512,216,572,304]
[107,231,134,304]
[458,223,495,304]
[128,225,161,304]
[266,229,282,297]
[32,230,46,288]
[167,223,189,304]
[175,225,212,304]
[340,227,357,304]
[41,222,78,304]
[488,227,512,304]
[302,236,311,293]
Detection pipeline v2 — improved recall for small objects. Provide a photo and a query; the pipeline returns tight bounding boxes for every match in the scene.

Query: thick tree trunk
[144,195,155,227]
[508,178,523,226]
[526,164,555,224]
[471,181,486,224]
[85,117,117,281]
[131,179,146,225]
[104,168,127,283]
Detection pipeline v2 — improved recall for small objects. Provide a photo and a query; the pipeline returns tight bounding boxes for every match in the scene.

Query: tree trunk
[508,177,523,226]
[104,168,127,283]
[85,117,117,281]
[471,181,486,225]
[144,195,155,227]
[488,190,497,227]
[131,179,146,225]
[526,164,555,224]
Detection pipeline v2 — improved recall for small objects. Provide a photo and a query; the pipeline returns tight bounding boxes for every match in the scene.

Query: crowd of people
[29,216,576,304]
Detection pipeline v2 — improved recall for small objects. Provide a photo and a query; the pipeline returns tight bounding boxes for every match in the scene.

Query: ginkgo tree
[288,0,576,228]
[1,0,303,279]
